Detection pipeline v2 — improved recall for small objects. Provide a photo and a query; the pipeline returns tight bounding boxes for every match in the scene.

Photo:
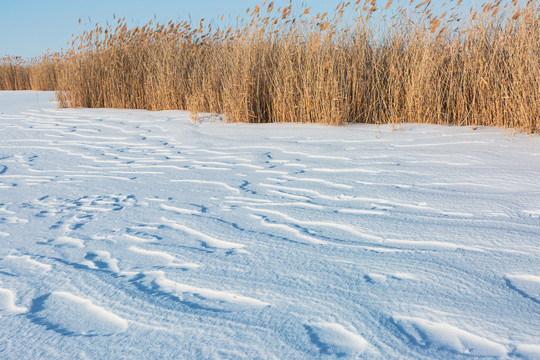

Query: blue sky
[1,0,476,59]
[0,0,332,58]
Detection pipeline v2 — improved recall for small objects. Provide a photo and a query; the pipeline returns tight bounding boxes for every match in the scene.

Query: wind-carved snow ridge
[161,217,244,250]
[514,344,540,360]
[29,292,128,336]
[127,246,199,270]
[1,92,540,358]
[135,271,269,311]
[392,315,507,357]
[505,274,540,304]
[160,204,201,215]
[83,251,121,273]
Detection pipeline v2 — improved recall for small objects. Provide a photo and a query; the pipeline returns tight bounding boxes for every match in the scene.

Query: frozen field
[0,91,539,359]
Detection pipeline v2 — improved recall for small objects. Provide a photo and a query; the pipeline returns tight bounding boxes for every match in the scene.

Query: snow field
[0,91,539,359]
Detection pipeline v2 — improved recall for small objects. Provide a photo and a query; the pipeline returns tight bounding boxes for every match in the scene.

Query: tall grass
[2,0,539,133]
[0,54,59,90]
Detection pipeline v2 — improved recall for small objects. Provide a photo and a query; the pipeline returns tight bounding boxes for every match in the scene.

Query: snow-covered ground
[1,91,539,359]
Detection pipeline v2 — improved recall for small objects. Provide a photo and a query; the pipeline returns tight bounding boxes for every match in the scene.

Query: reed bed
[0,54,59,91]
[2,0,539,133]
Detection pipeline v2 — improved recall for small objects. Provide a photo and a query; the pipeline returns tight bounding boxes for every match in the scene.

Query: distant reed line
[1,0,539,133]
[0,55,58,91]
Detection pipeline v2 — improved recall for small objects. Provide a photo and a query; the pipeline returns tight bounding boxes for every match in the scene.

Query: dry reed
[2,0,539,133]
[1,54,59,91]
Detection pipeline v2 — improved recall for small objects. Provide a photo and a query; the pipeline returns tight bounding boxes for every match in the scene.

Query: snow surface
[0,91,539,359]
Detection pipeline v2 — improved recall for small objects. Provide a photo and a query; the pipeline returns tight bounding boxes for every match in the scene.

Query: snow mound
[515,344,540,360]
[392,315,507,357]
[364,273,387,283]
[52,236,85,248]
[83,251,121,273]
[505,274,540,303]
[1,255,51,274]
[33,292,128,336]
[0,288,27,314]
[307,322,372,356]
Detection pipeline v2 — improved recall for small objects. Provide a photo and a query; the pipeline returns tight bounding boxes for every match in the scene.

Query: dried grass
[0,54,59,91]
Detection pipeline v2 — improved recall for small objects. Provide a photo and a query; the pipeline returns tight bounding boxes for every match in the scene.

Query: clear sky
[0,0,333,58]
[1,0,477,59]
